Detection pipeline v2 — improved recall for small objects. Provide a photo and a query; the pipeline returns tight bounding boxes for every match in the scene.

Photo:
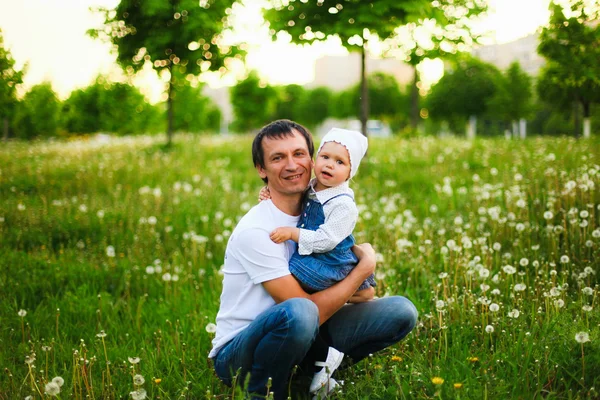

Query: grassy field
[1,134,599,399]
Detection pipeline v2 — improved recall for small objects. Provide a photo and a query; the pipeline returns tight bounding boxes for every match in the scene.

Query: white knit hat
[317,128,368,179]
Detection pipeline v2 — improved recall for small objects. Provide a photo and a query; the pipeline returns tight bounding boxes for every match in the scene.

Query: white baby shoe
[309,347,344,394]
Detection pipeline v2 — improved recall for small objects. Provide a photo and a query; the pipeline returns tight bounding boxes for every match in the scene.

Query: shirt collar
[308,178,354,204]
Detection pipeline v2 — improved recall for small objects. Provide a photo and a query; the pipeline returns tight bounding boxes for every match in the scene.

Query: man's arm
[262,243,376,325]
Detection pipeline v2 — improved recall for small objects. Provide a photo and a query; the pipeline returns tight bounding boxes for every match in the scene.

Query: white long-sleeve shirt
[298,179,359,255]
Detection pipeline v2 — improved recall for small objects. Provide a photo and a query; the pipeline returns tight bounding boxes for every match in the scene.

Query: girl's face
[314,141,351,190]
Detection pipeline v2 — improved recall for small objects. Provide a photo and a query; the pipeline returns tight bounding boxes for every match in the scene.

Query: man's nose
[285,156,298,170]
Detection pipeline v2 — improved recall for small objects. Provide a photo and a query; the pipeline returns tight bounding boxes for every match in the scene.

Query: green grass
[1,134,599,399]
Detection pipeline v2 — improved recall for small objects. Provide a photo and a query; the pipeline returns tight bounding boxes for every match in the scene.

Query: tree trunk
[583,101,591,138]
[519,118,527,139]
[3,118,8,141]
[466,115,477,139]
[410,67,419,131]
[359,45,369,137]
[166,67,175,146]
[511,120,518,137]
[573,101,581,138]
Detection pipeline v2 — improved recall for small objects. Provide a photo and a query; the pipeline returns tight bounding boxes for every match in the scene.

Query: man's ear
[257,165,267,180]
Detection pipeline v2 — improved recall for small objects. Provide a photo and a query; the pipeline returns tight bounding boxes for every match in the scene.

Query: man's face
[257,130,312,197]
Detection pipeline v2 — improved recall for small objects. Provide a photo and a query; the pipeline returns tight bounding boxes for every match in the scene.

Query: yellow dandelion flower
[467,356,479,363]
[391,355,403,362]
[431,377,444,385]
[454,383,463,389]
[154,378,162,384]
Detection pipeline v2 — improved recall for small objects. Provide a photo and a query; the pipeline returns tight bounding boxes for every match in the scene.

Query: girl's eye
[322,155,328,159]
[337,160,344,165]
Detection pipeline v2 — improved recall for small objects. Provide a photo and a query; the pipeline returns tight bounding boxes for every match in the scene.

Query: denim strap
[322,193,354,206]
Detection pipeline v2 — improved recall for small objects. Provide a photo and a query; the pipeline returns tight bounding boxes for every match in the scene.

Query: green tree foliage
[264,0,430,136]
[273,84,306,121]
[12,83,61,139]
[230,72,278,133]
[537,0,600,137]
[0,29,24,140]
[296,86,333,129]
[90,0,241,144]
[383,0,488,129]
[426,55,502,135]
[62,78,162,135]
[171,82,221,133]
[486,62,533,128]
[332,72,409,127]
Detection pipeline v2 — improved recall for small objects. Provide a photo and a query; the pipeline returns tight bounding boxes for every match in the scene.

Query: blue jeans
[213,296,418,399]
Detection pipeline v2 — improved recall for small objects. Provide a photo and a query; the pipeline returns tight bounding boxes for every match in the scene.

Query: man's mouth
[284,173,303,180]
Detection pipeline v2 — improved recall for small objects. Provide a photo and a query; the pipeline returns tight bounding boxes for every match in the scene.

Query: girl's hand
[270,227,299,244]
[258,186,271,202]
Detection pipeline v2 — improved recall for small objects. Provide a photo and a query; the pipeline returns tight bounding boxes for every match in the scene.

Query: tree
[273,84,306,121]
[296,87,333,129]
[12,83,61,139]
[383,1,488,130]
[486,62,533,137]
[0,29,24,140]
[230,71,278,132]
[61,77,162,135]
[171,81,221,133]
[426,55,502,137]
[90,0,241,145]
[538,0,600,138]
[264,0,432,136]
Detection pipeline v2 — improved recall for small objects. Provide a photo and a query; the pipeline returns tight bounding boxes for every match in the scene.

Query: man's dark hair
[252,120,314,182]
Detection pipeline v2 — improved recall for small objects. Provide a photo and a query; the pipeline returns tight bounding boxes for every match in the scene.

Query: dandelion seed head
[560,255,569,264]
[96,330,107,338]
[485,325,494,333]
[514,283,526,292]
[106,246,116,258]
[133,374,145,385]
[45,382,60,396]
[489,303,499,312]
[582,287,594,296]
[575,332,590,343]
[508,309,520,318]
[130,388,147,400]
[18,309,27,317]
[205,323,217,333]
[519,258,529,267]
[52,376,64,387]
[128,357,141,364]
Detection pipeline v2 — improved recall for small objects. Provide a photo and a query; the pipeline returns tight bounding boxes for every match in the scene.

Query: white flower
[519,258,529,267]
[133,374,145,385]
[580,210,589,219]
[17,203,26,211]
[582,287,594,296]
[130,388,147,400]
[106,246,116,258]
[516,223,525,232]
[205,323,217,333]
[52,376,64,387]
[436,300,446,310]
[162,273,172,282]
[554,299,565,308]
[479,268,490,278]
[18,309,27,317]
[97,210,105,218]
[128,357,141,364]
[96,330,107,338]
[492,242,501,251]
[582,305,593,312]
[438,272,448,279]
[560,255,569,264]
[485,325,494,333]
[575,332,590,343]
[24,354,36,365]
[549,287,561,297]
[592,229,600,238]
[502,265,516,275]
[508,309,520,318]
[543,211,554,220]
[45,382,61,396]
[145,266,155,274]
[489,303,500,312]
[514,283,527,292]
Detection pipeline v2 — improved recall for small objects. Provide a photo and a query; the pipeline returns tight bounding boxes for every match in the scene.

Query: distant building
[308,52,414,91]
[472,34,545,76]
[203,86,233,134]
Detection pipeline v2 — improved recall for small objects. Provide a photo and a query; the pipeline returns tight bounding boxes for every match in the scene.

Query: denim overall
[289,193,376,292]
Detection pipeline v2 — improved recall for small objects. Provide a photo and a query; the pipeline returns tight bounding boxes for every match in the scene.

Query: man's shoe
[311,378,342,400]
[309,347,344,393]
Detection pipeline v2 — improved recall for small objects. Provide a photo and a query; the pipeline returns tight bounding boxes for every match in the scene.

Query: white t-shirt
[209,199,300,358]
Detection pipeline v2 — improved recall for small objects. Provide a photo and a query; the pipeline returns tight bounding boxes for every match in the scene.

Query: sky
[0,0,551,102]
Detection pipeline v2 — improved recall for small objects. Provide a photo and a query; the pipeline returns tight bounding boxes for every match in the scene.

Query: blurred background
[0,0,598,143]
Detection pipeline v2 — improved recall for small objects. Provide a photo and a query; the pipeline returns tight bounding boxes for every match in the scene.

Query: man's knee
[384,296,418,335]
[280,298,319,343]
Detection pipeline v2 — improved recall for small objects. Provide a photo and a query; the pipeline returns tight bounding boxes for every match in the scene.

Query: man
[209,120,418,399]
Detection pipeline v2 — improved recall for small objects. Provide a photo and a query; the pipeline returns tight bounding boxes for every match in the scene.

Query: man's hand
[258,186,271,202]
[348,287,375,303]
[351,243,377,278]
[270,227,300,244]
